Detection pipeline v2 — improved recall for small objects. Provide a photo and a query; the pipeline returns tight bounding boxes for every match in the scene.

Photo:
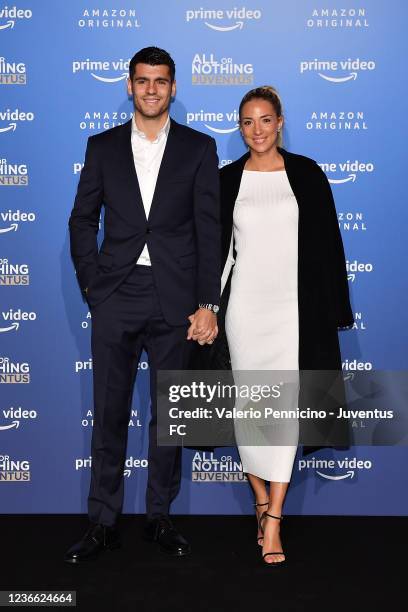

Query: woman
[217,86,353,566]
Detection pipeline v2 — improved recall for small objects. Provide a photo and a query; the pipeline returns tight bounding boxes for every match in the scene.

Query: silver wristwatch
[198,303,219,314]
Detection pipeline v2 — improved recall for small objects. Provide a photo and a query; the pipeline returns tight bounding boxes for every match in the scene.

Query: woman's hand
[187,311,218,345]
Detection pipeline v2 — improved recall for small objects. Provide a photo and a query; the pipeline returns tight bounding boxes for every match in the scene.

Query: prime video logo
[0,6,32,30]
[298,456,373,480]
[75,456,148,477]
[0,308,36,333]
[186,7,261,31]
[0,208,36,233]
[0,405,37,430]
[186,109,239,134]
[0,108,34,133]
[319,160,374,184]
[346,259,373,283]
[72,58,130,83]
[300,58,375,82]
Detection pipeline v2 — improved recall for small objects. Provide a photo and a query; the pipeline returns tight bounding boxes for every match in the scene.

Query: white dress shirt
[131,114,170,266]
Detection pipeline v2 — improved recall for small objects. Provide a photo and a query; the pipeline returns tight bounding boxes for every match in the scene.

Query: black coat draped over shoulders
[190,147,354,452]
[219,147,353,371]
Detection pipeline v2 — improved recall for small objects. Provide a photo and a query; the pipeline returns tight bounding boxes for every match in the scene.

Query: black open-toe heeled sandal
[254,502,268,545]
[259,511,285,566]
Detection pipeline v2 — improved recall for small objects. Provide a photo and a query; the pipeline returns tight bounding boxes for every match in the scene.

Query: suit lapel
[147,119,184,221]
[117,119,146,222]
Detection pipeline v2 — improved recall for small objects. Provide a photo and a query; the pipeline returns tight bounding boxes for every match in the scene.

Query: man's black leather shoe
[144,517,191,556]
[64,523,120,564]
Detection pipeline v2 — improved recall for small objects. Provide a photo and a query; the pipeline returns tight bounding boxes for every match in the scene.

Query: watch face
[213,305,219,313]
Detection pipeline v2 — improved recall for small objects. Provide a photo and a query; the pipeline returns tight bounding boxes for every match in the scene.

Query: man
[65,47,220,563]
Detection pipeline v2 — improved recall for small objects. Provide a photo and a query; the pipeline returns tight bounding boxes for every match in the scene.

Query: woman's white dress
[224,170,299,482]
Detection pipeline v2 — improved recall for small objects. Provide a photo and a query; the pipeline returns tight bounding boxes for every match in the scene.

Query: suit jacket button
[146,228,151,234]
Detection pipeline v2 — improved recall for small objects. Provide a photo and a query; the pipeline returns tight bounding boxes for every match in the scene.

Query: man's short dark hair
[129,47,176,82]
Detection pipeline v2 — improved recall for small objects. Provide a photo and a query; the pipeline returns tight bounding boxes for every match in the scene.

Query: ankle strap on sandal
[264,512,283,521]
[254,501,269,508]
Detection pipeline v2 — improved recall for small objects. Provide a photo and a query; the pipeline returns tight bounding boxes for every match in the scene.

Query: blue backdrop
[1,0,408,515]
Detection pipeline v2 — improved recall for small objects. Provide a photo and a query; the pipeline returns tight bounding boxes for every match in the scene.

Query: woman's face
[240,98,283,154]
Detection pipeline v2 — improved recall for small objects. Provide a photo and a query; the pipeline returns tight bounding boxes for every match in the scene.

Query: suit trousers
[88,265,192,525]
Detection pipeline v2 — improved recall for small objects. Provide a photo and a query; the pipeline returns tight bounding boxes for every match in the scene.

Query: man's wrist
[198,303,219,314]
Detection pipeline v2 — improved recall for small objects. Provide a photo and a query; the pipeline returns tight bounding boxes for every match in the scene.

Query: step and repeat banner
[1,1,408,515]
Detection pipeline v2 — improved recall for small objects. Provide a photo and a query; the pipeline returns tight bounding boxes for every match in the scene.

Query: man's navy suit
[69,118,220,524]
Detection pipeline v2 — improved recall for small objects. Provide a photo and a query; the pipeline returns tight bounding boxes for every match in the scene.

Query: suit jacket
[69,118,221,326]
[191,148,354,450]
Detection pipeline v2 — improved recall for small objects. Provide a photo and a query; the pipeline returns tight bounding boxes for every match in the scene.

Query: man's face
[127,63,176,119]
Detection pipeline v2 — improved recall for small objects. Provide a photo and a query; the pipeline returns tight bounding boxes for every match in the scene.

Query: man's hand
[187,309,218,345]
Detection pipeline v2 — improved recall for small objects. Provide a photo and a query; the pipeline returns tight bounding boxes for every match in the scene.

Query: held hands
[187,308,218,345]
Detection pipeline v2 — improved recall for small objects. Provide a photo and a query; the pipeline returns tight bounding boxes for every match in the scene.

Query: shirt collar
[132,114,170,143]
